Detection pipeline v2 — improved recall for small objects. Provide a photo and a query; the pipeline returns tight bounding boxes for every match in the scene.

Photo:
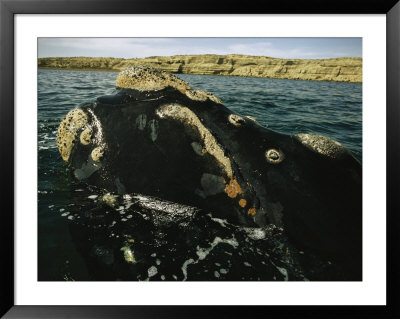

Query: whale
[56,66,362,278]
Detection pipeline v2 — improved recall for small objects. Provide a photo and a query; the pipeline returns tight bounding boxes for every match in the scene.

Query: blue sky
[38,38,362,59]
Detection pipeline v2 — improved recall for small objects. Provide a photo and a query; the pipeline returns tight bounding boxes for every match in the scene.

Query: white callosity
[156,103,233,179]
[116,65,221,103]
[294,133,347,159]
[56,108,88,162]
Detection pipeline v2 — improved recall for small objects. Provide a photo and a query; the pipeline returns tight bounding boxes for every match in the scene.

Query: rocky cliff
[38,54,362,83]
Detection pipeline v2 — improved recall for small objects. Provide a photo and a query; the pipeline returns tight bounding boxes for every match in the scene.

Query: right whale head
[56,65,362,278]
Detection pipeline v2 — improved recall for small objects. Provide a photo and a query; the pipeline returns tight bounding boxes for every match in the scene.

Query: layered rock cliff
[38,54,362,83]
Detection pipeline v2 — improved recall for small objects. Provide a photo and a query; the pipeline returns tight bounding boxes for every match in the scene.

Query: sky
[38,38,362,60]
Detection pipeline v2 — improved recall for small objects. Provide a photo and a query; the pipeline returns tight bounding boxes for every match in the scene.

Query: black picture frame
[1,0,399,318]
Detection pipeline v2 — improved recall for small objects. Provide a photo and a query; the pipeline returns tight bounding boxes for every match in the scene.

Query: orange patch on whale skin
[238,199,247,208]
[225,179,243,198]
[248,208,256,216]
[178,88,186,94]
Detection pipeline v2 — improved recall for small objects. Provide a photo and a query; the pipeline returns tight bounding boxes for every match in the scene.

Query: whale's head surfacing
[57,65,362,278]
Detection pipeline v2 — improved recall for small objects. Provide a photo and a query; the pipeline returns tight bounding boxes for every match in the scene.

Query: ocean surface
[38,69,362,281]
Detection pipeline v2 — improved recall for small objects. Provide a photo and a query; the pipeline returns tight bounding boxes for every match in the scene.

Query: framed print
[1,0,399,317]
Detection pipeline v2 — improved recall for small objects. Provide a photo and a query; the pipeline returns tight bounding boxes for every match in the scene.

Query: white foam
[276,267,288,281]
[124,201,134,210]
[182,236,239,280]
[209,216,229,228]
[148,266,158,278]
[87,108,104,145]
[133,194,197,214]
[244,228,266,240]
[182,259,195,281]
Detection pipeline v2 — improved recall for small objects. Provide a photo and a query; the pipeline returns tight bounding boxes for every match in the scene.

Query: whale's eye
[265,149,284,164]
[228,114,245,127]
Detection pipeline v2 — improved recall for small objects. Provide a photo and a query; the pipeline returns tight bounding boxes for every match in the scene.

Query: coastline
[38,54,362,83]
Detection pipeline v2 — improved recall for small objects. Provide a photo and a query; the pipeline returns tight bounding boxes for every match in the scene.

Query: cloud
[38,38,180,58]
[39,38,231,58]
[226,42,323,59]
[38,38,361,59]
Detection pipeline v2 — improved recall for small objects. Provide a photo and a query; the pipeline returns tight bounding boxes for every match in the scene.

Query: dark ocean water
[38,69,362,281]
